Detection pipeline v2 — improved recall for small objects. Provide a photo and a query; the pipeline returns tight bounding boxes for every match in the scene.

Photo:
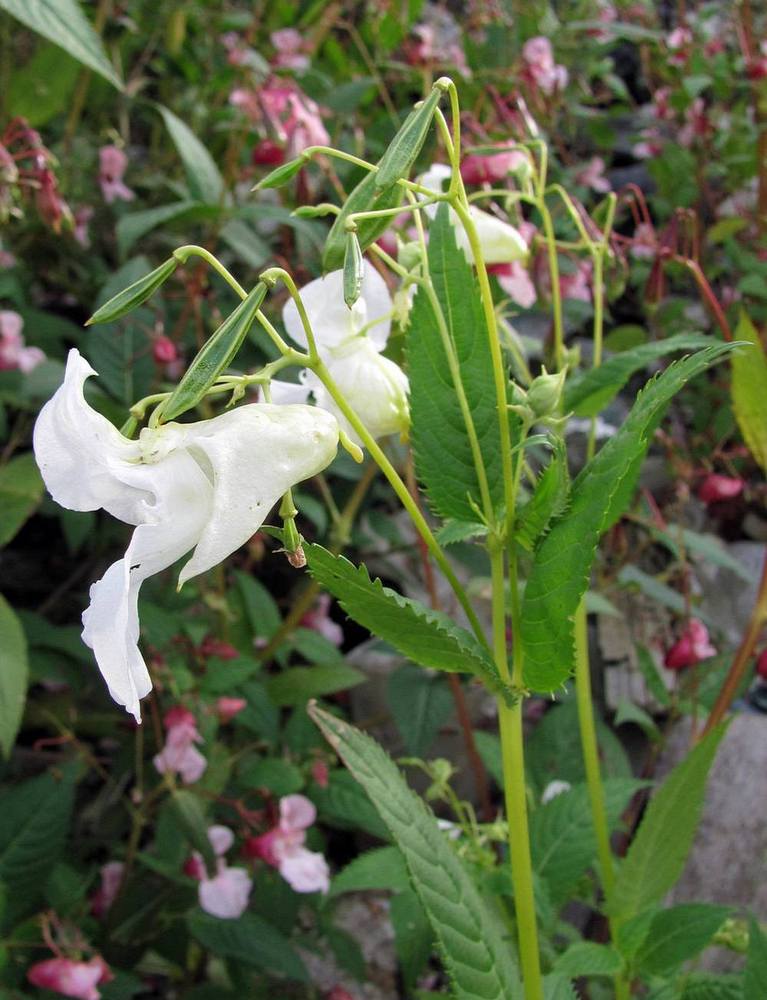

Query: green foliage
[309,704,523,1000]
[745,918,767,1000]
[521,343,736,691]
[0,595,27,758]
[407,204,507,522]
[633,904,731,975]
[187,912,308,981]
[391,888,435,991]
[304,543,506,695]
[608,725,728,921]
[375,84,443,192]
[168,790,216,874]
[86,258,178,326]
[157,105,225,204]
[0,452,43,546]
[388,664,454,756]
[731,311,767,474]
[323,169,403,271]
[0,0,122,87]
[515,441,569,552]
[330,845,410,896]
[265,662,366,705]
[552,941,623,977]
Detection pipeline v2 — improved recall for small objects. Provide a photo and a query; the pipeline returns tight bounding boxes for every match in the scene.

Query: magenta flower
[522,36,568,95]
[575,156,611,194]
[666,26,693,66]
[698,473,744,505]
[153,706,207,784]
[0,310,45,373]
[247,794,330,894]
[271,28,310,71]
[664,619,717,671]
[98,146,135,204]
[460,148,527,186]
[27,956,112,1000]
[216,696,247,723]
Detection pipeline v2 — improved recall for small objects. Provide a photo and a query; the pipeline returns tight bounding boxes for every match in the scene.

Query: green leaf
[161,282,267,421]
[304,544,505,696]
[117,202,213,257]
[375,85,442,192]
[515,442,570,552]
[388,664,454,756]
[435,519,488,545]
[265,663,366,706]
[343,229,364,306]
[253,153,309,191]
[731,311,767,474]
[330,845,410,897]
[521,343,736,691]
[608,724,728,920]
[237,757,303,797]
[553,941,622,978]
[634,903,730,975]
[309,704,522,1000]
[86,258,178,326]
[0,452,44,547]
[391,887,435,991]
[0,768,75,925]
[312,767,389,840]
[543,974,578,1000]
[0,0,122,88]
[157,105,225,204]
[0,596,28,757]
[6,43,80,126]
[618,564,689,618]
[563,333,712,418]
[187,912,308,981]
[167,790,216,874]
[614,699,661,741]
[323,168,403,271]
[678,973,744,1000]
[745,917,767,1000]
[219,219,271,270]
[636,644,671,707]
[234,571,281,640]
[407,204,507,522]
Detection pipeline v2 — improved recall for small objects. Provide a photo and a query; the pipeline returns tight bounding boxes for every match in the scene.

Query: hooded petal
[82,450,212,721]
[279,794,316,832]
[282,269,392,352]
[198,865,252,919]
[33,349,147,524]
[267,379,312,405]
[278,846,330,893]
[306,340,409,445]
[177,403,339,584]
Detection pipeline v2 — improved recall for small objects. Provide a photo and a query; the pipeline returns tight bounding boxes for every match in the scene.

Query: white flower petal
[278,846,330,894]
[457,207,528,264]
[33,349,147,524]
[282,269,392,352]
[267,379,312,405]
[177,403,339,584]
[199,865,252,919]
[81,450,212,721]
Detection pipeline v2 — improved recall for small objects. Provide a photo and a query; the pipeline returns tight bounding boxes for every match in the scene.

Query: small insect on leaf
[86,258,178,325]
[162,282,268,422]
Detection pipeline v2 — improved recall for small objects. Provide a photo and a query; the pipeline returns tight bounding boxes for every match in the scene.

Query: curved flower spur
[34,349,339,722]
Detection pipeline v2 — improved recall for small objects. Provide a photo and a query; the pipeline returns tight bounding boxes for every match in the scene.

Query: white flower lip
[33,349,339,722]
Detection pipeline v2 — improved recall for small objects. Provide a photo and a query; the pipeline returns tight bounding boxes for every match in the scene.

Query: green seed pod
[161,282,268,422]
[343,229,365,308]
[323,170,402,272]
[526,367,567,419]
[374,83,444,193]
[252,153,310,191]
[86,258,178,326]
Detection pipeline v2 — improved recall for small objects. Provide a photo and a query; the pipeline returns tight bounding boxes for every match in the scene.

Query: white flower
[272,268,409,446]
[34,349,339,721]
[417,163,528,264]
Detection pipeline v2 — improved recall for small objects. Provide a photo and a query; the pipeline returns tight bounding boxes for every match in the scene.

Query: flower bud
[526,367,566,418]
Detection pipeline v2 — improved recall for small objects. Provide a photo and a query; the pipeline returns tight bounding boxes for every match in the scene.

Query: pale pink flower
[271,28,310,71]
[188,825,253,919]
[90,860,124,917]
[246,794,329,894]
[300,593,343,646]
[490,262,536,308]
[575,156,610,194]
[73,206,93,249]
[27,956,112,1000]
[98,146,135,204]
[0,250,16,269]
[460,148,527,186]
[678,98,709,148]
[216,696,247,723]
[153,706,207,784]
[0,310,45,373]
[560,259,593,303]
[667,26,693,66]
[633,129,663,159]
[231,82,328,156]
[405,14,470,77]
[522,36,568,95]
[589,0,617,42]
[631,222,657,260]
[652,86,673,121]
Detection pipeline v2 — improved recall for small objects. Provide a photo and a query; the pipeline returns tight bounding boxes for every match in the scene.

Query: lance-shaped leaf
[375,85,443,192]
[162,283,267,422]
[86,258,178,326]
[157,105,224,205]
[304,544,508,699]
[731,311,767,475]
[563,333,712,417]
[607,724,727,921]
[254,153,311,191]
[407,204,508,522]
[0,596,28,758]
[515,440,569,552]
[309,704,523,1000]
[323,169,403,271]
[521,343,737,692]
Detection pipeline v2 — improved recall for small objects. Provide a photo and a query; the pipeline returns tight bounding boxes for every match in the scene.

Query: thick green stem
[539,202,565,371]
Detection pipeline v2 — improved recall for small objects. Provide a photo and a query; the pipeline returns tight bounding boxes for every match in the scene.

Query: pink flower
[664,619,717,671]
[199,635,240,660]
[522,36,568,95]
[188,825,253,919]
[73,206,93,249]
[667,26,693,66]
[560,259,593,303]
[98,146,135,204]
[36,167,72,232]
[0,310,45,373]
[300,594,343,646]
[678,98,709,148]
[748,42,767,81]
[633,128,663,159]
[631,222,657,260]
[490,261,536,308]
[90,860,124,917]
[405,18,470,77]
[698,473,744,504]
[152,335,178,365]
[153,706,207,784]
[231,82,328,157]
[27,956,112,1000]
[311,759,329,788]
[246,794,329,894]
[0,249,17,269]
[460,148,527,186]
[216,696,247,723]
[652,87,673,121]
[575,156,611,194]
[588,0,617,42]
[271,28,310,71]
[252,139,285,166]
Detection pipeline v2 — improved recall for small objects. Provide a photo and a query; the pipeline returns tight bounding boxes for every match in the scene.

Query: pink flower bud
[152,336,178,365]
[756,648,767,681]
[698,473,744,504]
[216,696,246,723]
[664,618,716,671]
[252,139,286,166]
[27,956,112,1000]
[311,759,329,788]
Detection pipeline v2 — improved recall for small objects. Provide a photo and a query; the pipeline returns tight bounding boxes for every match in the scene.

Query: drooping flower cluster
[0,310,45,373]
[33,350,339,721]
[186,825,253,919]
[230,80,329,159]
[522,37,568,96]
[0,117,72,231]
[246,794,330,893]
[153,706,207,784]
